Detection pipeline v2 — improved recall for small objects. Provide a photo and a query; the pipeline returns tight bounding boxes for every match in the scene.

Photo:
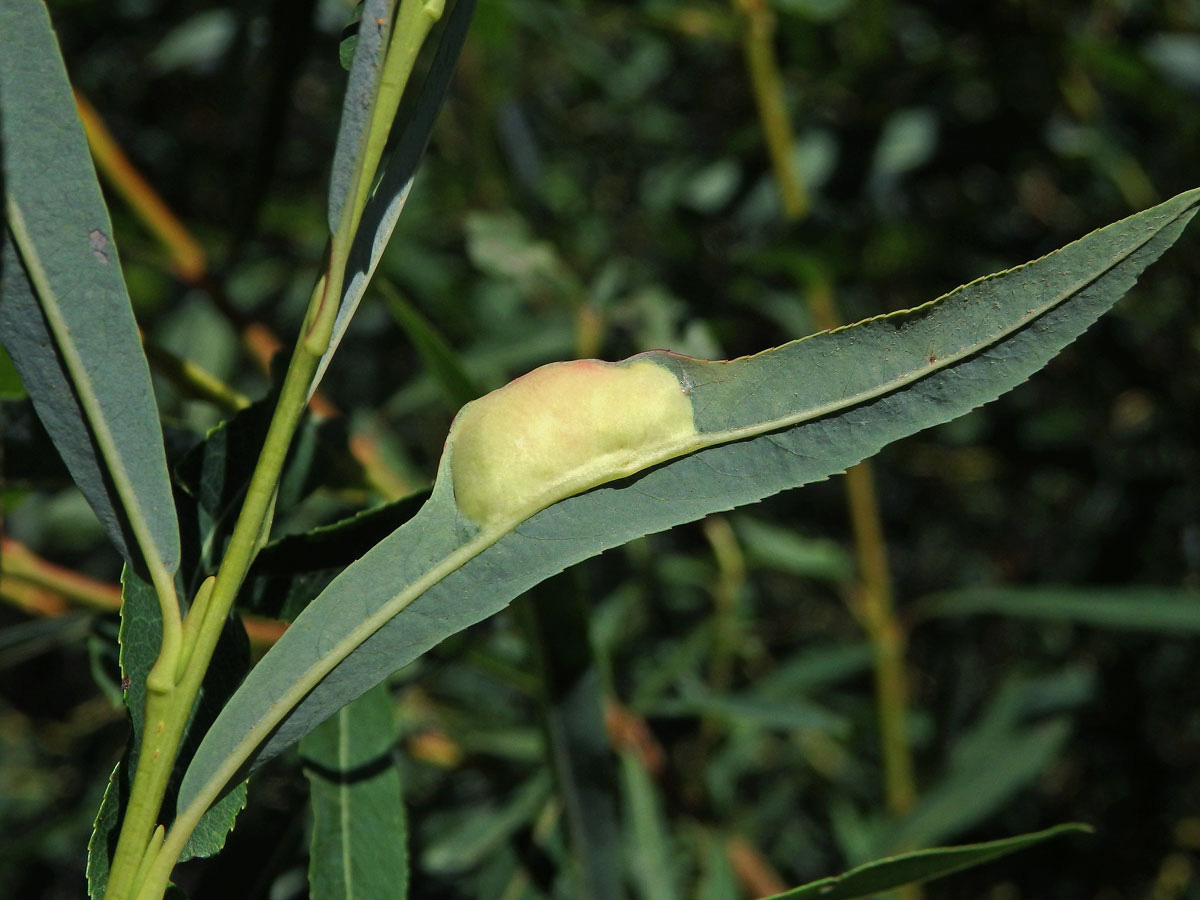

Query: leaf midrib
[178,191,1192,827]
[7,196,175,585]
[339,704,354,899]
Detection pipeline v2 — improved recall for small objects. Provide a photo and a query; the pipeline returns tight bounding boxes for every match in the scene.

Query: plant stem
[103,5,445,897]
[729,0,808,220]
[843,457,917,815]
[729,3,920,850]
[810,276,917,820]
[102,288,324,900]
[702,515,747,695]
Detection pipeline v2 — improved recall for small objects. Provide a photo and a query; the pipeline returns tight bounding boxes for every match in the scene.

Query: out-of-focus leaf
[0,344,25,399]
[421,774,550,875]
[0,0,179,581]
[1144,34,1200,92]
[889,720,1071,854]
[383,318,577,418]
[880,669,1090,856]
[696,832,739,900]
[870,108,938,182]
[464,210,581,299]
[0,614,92,669]
[620,751,680,900]
[771,0,856,22]
[922,586,1200,633]
[180,188,1200,823]
[681,159,741,213]
[379,279,481,410]
[732,515,853,582]
[753,644,874,696]
[520,582,623,900]
[764,824,1090,900]
[302,682,407,900]
[148,10,237,73]
[648,690,849,736]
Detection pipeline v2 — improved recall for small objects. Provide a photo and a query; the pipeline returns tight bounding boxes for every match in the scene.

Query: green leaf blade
[312,0,477,397]
[763,824,1091,900]
[620,751,681,900]
[180,188,1199,821]
[303,683,407,900]
[327,0,393,235]
[0,0,179,579]
[922,586,1200,632]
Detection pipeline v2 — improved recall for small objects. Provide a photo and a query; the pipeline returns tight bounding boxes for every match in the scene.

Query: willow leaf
[0,0,179,579]
[327,0,392,235]
[922,585,1200,632]
[312,0,477,397]
[763,823,1089,900]
[178,187,1199,824]
[302,683,407,900]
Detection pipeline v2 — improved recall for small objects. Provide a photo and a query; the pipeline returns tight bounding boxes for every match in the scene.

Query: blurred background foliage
[2,0,1200,898]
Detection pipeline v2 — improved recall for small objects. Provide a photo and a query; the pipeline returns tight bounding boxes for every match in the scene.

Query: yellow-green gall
[450,358,698,527]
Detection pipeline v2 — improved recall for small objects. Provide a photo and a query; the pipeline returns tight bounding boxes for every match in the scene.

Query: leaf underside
[180,188,1200,818]
[327,0,392,235]
[312,0,478,397]
[0,0,178,578]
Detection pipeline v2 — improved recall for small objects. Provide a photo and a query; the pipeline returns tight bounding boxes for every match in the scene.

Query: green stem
[102,5,446,898]
[729,0,808,220]
[843,460,916,816]
[312,0,443,360]
[731,7,918,839]
[809,275,918,819]
[102,291,324,900]
[147,526,498,899]
[702,515,747,695]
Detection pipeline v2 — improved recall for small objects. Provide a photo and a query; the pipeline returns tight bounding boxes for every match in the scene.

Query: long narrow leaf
[180,188,1200,822]
[763,823,1089,900]
[620,751,680,900]
[922,586,1200,632]
[311,0,477,396]
[887,720,1071,853]
[302,682,407,900]
[327,0,394,235]
[0,0,179,579]
[520,583,624,900]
